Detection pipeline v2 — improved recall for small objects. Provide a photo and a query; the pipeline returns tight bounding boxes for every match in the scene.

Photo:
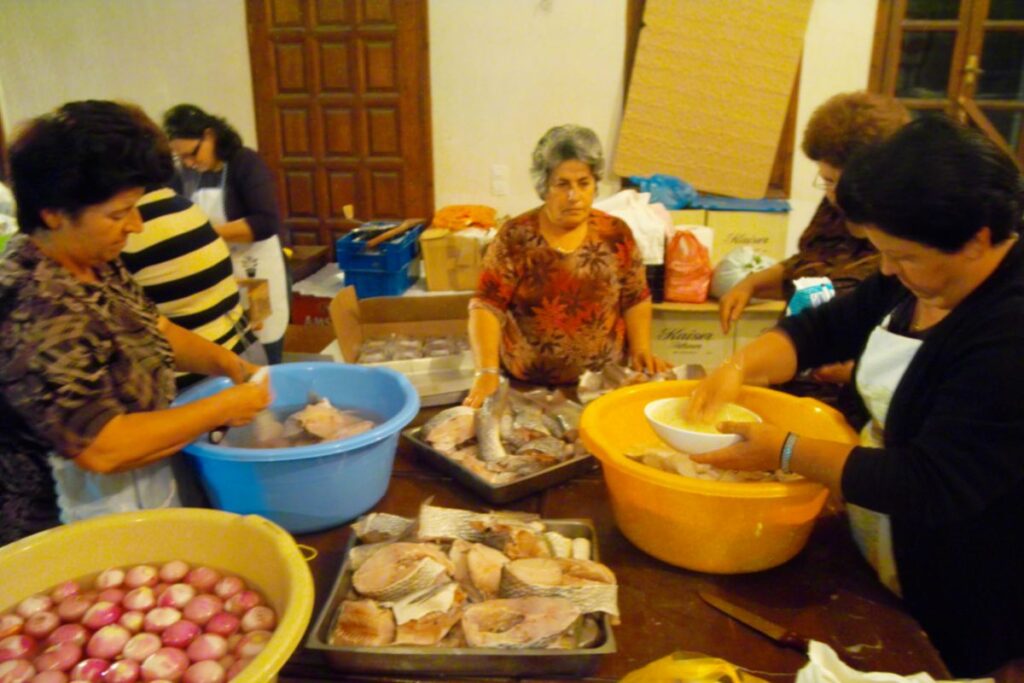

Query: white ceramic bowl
[643,396,762,454]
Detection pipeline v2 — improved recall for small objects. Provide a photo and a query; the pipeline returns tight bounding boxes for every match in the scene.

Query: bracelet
[475,367,501,377]
[779,432,798,473]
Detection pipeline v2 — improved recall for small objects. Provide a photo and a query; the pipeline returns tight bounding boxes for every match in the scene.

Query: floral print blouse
[471,208,650,385]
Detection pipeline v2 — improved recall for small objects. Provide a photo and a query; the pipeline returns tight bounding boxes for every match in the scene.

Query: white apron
[849,312,924,596]
[50,454,180,523]
[190,166,290,344]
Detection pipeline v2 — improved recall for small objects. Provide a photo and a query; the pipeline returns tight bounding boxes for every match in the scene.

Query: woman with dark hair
[0,101,270,545]
[163,104,289,364]
[687,116,1024,676]
[465,124,668,408]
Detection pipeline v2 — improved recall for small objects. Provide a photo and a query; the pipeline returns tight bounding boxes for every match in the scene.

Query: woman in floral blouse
[465,125,669,407]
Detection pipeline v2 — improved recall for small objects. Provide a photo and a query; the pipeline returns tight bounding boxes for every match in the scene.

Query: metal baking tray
[305,519,615,677]
[402,426,597,503]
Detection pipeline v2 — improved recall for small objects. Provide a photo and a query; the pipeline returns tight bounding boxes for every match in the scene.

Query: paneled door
[246,0,434,247]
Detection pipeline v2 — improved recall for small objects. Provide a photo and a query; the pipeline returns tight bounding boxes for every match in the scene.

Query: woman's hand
[463,372,501,409]
[811,360,854,385]
[690,421,788,472]
[219,372,272,426]
[686,358,745,423]
[225,354,262,385]
[630,348,673,374]
[718,281,755,334]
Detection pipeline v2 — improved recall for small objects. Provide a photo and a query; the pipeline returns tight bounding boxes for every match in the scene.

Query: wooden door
[246,0,434,247]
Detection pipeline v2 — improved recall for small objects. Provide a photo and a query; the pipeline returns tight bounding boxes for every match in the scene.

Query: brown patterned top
[780,198,880,300]
[471,208,650,385]
[0,234,175,544]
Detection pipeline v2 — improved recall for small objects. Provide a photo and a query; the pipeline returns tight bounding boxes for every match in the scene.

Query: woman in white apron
[163,104,290,364]
[684,118,1024,677]
[0,101,272,545]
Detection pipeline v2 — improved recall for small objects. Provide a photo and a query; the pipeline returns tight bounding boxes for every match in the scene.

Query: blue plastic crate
[336,221,425,271]
[344,259,419,298]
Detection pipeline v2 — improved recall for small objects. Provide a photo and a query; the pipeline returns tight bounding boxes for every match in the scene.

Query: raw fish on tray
[417,379,588,484]
[576,363,705,404]
[329,502,616,650]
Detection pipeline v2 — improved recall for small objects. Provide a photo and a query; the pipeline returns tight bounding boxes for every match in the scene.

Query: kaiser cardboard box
[669,209,707,227]
[706,210,788,264]
[420,228,489,292]
[328,286,474,406]
[651,302,735,369]
[733,300,786,350]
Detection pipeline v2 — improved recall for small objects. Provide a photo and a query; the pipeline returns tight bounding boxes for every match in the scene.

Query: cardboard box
[420,228,488,292]
[651,302,734,368]
[668,209,707,226]
[733,300,786,350]
[705,210,789,263]
[238,278,271,326]
[328,286,474,406]
[290,293,332,326]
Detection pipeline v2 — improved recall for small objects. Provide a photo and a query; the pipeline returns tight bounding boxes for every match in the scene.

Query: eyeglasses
[177,137,204,162]
[812,173,837,190]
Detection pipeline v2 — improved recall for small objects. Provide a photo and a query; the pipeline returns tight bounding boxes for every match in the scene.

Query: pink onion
[122,588,155,613]
[81,603,121,631]
[184,635,226,663]
[94,569,125,591]
[159,622,199,650]
[28,670,67,683]
[140,648,189,682]
[103,658,141,683]
[0,658,35,683]
[141,609,180,635]
[0,616,23,639]
[68,658,108,682]
[121,633,161,663]
[119,611,144,634]
[155,586,194,612]
[96,588,125,606]
[0,636,37,663]
[181,598,220,627]
[45,625,88,649]
[15,598,51,621]
[182,660,224,683]
[48,583,79,605]
[22,614,58,641]
[237,607,274,635]
[183,569,219,595]
[210,578,242,603]
[85,624,129,660]
[214,655,234,672]
[158,562,189,585]
[32,642,79,672]
[220,592,257,619]
[232,631,270,659]
[151,584,170,601]
[201,614,238,639]
[124,567,158,591]
[224,657,251,680]
[55,596,92,624]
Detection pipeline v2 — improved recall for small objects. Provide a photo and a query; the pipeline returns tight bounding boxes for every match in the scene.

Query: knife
[698,590,809,654]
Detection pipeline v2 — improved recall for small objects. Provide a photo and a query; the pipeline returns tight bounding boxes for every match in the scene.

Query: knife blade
[698,591,809,654]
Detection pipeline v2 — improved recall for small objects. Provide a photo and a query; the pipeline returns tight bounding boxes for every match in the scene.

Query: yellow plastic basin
[580,380,857,574]
[0,508,314,682]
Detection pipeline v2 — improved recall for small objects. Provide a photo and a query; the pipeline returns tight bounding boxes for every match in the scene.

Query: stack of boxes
[334,222,425,299]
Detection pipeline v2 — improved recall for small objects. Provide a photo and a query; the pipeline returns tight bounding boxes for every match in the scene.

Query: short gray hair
[530,124,604,198]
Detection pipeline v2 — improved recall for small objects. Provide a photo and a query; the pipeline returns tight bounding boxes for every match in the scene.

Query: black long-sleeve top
[777,237,1024,676]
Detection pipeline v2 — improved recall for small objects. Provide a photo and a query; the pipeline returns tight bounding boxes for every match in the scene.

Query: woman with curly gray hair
[465,124,668,407]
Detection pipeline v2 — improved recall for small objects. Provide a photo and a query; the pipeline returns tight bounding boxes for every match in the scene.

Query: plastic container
[580,380,858,574]
[174,362,420,533]
[335,221,424,271]
[344,258,419,298]
[0,508,313,683]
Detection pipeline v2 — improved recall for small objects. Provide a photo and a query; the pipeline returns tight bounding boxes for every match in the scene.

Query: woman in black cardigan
[687,117,1024,677]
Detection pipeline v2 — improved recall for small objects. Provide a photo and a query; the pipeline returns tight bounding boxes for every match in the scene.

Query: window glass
[897,32,956,98]
[976,32,1024,100]
[982,108,1022,149]
[989,0,1024,20]
[906,0,960,20]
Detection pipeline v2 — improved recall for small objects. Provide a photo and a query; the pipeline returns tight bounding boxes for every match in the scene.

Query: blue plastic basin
[173,362,419,534]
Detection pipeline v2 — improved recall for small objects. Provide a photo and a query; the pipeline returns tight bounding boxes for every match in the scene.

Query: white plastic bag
[796,641,992,683]
[710,246,778,299]
[594,189,673,264]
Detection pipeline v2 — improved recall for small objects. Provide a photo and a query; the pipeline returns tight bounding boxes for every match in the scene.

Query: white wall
[0,0,256,147]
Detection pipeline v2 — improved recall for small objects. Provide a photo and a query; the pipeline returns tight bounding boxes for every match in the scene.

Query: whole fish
[476,377,510,462]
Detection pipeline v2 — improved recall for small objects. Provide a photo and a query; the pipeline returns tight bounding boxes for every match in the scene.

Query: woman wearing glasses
[464,124,669,408]
[163,104,290,364]
[716,91,910,424]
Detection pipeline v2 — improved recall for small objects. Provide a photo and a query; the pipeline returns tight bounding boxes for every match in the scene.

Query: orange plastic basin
[580,381,857,574]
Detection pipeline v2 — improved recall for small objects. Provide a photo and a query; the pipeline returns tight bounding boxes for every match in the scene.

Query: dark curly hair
[10,100,173,234]
[837,116,1024,252]
[163,103,243,162]
[801,91,911,169]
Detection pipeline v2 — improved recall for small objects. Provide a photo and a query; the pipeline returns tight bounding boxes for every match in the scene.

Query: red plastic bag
[664,229,712,303]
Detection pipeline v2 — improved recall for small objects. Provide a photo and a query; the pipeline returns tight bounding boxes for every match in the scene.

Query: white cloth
[50,454,180,523]
[593,189,673,264]
[190,166,290,343]
[849,312,924,596]
[796,640,992,683]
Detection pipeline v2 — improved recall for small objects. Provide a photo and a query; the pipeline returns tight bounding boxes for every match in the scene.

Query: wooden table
[274,406,951,682]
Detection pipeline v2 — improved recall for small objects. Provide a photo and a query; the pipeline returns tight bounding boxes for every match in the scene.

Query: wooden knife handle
[779,631,810,653]
[363,218,424,250]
